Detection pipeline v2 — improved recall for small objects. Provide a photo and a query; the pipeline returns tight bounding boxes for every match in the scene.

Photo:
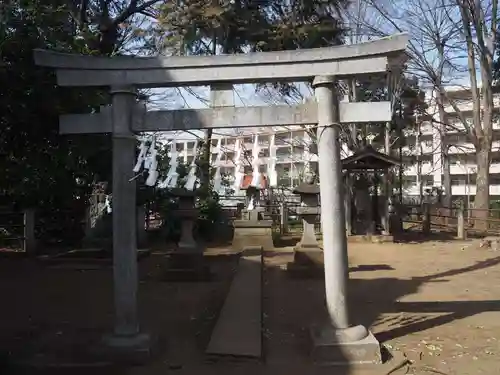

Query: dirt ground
[0,239,499,375]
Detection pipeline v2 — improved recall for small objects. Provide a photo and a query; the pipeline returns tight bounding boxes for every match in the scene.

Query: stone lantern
[166,187,208,280]
[291,173,322,270]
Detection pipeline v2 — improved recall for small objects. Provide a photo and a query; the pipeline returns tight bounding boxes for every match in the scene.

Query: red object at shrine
[240,173,268,189]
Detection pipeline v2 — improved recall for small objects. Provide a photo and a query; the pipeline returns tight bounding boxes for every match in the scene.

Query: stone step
[206,246,263,359]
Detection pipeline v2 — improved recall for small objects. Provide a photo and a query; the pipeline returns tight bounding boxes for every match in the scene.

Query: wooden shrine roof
[341,146,401,171]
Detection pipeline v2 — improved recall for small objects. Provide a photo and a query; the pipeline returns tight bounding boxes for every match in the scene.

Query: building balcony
[448,141,500,154]
[404,184,500,196]
[451,185,500,196]
[403,185,431,196]
[440,94,500,113]
[405,163,500,176]
[401,143,435,154]
[405,163,435,175]
[219,159,236,167]
[275,155,298,163]
[449,163,500,174]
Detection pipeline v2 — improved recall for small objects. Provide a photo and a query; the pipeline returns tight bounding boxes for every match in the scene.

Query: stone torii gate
[33,35,408,362]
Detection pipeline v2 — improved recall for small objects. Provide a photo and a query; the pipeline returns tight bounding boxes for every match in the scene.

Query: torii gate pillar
[311,76,381,364]
[101,86,151,358]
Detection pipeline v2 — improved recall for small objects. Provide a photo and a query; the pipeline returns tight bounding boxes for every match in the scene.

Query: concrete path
[206,248,263,358]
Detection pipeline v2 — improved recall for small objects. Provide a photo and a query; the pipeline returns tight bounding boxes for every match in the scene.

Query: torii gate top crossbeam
[33,34,409,88]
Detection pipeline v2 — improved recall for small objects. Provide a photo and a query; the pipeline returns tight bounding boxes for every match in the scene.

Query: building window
[403,176,417,184]
[277,177,290,187]
[225,152,235,161]
[258,135,270,146]
[451,174,476,185]
[220,167,232,175]
[275,134,289,146]
[490,174,500,184]
[260,148,270,157]
[422,176,434,186]
[276,147,291,157]
[491,154,500,164]
[451,178,465,186]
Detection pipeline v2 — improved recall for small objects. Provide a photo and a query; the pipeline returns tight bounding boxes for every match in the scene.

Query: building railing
[0,209,36,253]
[399,202,500,238]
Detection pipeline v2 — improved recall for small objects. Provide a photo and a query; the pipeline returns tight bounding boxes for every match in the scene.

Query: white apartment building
[402,88,500,200]
[167,87,500,200]
[169,127,322,192]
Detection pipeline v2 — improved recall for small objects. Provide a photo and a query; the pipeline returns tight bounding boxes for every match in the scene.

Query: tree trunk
[474,144,491,230]
[199,34,220,193]
[200,130,213,193]
[416,119,424,202]
[437,93,452,209]
[442,151,451,206]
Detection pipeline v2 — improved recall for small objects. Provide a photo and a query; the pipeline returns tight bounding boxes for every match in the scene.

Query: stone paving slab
[206,247,263,359]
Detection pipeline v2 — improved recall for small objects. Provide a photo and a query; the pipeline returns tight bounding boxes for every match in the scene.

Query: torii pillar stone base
[312,76,380,365]
[310,325,381,365]
[100,333,153,365]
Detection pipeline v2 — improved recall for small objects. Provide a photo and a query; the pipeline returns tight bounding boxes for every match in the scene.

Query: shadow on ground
[392,229,489,244]
[349,255,500,342]
[0,251,499,374]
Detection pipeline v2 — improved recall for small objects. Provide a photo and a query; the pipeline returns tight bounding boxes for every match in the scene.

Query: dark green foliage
[0,0,111,245]
[158,0,348,54]
[158,0,349,96]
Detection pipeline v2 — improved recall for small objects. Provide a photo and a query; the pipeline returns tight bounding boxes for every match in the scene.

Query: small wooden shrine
[341,146,400,236]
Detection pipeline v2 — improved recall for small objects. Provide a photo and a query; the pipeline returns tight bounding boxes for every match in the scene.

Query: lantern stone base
[294,246,323,265]
[232,220,274,253]
[310,325,381,365]
[286,247,324,278]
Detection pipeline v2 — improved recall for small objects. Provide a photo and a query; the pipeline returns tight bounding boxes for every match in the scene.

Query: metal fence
[399,201,500,237]
[218,199,321,235]
[0,210,27,252]
[0,207,89,254]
